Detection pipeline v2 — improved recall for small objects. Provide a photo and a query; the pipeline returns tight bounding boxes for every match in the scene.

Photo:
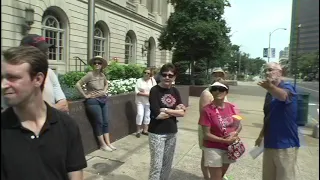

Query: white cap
[210,82,228,89]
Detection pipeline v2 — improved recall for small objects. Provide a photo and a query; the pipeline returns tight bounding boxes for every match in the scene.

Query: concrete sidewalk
[83,95,319,180]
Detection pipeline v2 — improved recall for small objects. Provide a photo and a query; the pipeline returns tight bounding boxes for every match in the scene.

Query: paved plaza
[83,94,319,180]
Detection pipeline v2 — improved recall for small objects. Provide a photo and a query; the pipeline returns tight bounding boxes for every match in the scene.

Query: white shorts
[203,148,236,167]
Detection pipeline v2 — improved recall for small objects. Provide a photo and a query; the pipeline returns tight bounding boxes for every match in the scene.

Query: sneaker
[136,132,141,138]
[142,132,149,136]
[100,146,113,152]
[108,144,117,150]
[223,175,231,180]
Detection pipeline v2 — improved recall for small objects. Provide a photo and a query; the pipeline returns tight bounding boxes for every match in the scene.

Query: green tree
[297,51,319,77]
[158,0,231,84]
[248,57,266,75]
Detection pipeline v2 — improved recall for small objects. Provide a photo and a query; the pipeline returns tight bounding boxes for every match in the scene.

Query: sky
[224,0,293,62]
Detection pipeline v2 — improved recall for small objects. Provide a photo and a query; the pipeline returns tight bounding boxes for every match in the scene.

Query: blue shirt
[264,81,300,149]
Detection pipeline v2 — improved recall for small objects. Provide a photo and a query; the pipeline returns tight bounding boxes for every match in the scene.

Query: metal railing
[73,56,87,72]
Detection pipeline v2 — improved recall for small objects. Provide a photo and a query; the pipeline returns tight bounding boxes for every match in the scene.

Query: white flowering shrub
[60,72,139,100]
[107,78,137,96]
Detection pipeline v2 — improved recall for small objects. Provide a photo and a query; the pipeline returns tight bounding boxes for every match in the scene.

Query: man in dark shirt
[1,46,87,180]
[255,62,299,180]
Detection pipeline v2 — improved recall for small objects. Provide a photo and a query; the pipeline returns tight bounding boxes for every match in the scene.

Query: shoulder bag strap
[215,108,228,137]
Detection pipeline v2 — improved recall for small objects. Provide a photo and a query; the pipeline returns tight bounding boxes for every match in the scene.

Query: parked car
[303,73,315,81]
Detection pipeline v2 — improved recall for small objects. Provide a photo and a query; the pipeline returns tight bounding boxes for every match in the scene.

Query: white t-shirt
[135,77,156,105]
[42,68,66,105]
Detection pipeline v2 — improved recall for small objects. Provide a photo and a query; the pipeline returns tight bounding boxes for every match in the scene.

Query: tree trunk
[206,59,210,83]
[190,58,195,85]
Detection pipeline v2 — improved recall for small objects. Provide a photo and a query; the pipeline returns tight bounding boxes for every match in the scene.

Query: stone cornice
[83,0,164,30]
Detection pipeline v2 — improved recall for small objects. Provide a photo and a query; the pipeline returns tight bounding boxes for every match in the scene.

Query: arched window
[94,27,106,57]
[125,35,133,64]
[42,10,64,61]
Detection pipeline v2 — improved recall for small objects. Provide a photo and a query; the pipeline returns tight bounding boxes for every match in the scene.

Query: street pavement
[83,90,319,180]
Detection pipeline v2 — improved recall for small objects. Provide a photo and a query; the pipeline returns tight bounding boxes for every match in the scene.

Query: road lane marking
[298,86,319,93]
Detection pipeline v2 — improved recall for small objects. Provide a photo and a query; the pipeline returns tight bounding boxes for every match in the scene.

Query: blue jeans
[85,98,109,136]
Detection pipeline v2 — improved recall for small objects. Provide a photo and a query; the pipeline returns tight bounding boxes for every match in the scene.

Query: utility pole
[87,0,95,63]
[268,32,271,62]
[294,24,301,89]
[238,51,241,76]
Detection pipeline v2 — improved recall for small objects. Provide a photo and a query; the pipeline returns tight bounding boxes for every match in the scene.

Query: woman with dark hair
[75,56,116,152]
[199,82,243,180]
[134,67,156,138]
[148,63,186,180]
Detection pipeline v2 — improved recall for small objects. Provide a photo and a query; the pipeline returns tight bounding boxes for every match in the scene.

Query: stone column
[167,3,171,19]
[152,0,158,14]
[158,0,162,15]
[141,0,147,6]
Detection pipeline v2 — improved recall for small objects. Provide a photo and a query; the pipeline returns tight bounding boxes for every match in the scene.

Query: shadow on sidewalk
[88,174,136,180]
[170,168,203,180]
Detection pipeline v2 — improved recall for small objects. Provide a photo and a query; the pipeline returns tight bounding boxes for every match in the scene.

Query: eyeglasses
[210,86,228,92]
[94,61,102,65]
[161,73,175,78]
[265,68,280,72]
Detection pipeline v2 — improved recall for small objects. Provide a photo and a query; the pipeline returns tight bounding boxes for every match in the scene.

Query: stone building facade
[1,0,173,74]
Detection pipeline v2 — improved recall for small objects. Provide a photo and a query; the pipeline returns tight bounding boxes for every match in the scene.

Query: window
[94,27,106,57]
[125,35,133,64]
[42,11,64,61]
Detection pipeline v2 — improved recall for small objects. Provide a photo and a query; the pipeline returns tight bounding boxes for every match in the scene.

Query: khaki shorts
[203,148,236,167]
[198,125,204,149]
[263,147,298,180]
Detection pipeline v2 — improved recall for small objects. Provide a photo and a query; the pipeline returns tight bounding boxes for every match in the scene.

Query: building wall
[289,0,319,57]
[1,0,173,74]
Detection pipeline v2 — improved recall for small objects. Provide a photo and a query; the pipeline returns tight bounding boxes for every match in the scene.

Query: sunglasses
[94,61,102,65]
[161,73,175,78]
[210,86,228,92]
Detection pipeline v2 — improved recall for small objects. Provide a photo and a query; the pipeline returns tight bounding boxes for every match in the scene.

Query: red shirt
[198,102,238,150]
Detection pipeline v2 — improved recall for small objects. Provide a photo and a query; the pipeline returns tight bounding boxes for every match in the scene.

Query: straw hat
[212,67,225,74]
[88,56,108,69]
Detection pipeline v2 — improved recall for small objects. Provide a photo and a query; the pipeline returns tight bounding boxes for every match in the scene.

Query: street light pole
[268,28,287,62]
[238,51,241,75]
[294,24,302,89]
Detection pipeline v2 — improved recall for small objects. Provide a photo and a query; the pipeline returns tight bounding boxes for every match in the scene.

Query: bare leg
[103,133,116,150]
[201,150,210,180]
[137,125,142,133]
[143,124,149,134]
[98,135,112,152]
[221,164,230,178]
[208,167,223,180]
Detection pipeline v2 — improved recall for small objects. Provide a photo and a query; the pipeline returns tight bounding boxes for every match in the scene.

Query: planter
[68,93,136,155]
[189,86,208,97]
[175,85,190,106]
[68,87,190,155]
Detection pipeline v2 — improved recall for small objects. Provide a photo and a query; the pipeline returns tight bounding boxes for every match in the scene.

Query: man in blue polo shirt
[255,62,299,180]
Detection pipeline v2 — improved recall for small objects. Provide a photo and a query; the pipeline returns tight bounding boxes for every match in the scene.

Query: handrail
[73,56,87,72]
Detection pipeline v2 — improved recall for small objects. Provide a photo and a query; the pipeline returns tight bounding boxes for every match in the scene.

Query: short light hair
[2,46,48,91]
[266,62,282,71]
